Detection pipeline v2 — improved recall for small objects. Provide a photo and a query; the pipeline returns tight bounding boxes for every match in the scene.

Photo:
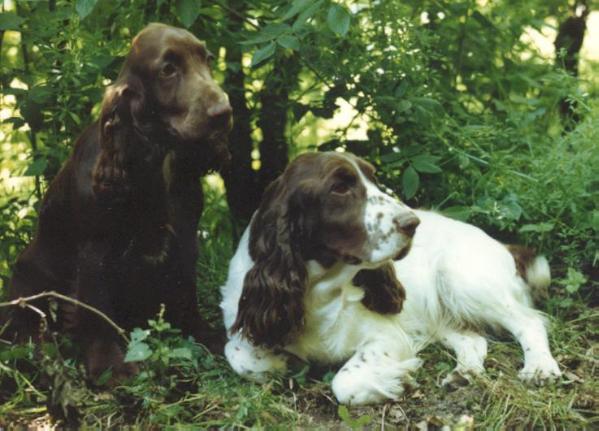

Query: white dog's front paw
[332,369,404,405]
[518,355,561,385]
[224,338,287,382]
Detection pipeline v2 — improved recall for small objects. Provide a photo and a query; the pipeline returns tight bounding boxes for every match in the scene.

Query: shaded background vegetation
[0,0,597,428]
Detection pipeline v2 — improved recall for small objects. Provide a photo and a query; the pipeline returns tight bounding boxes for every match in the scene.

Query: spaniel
[220,151,561,405]
[6,24,232,383]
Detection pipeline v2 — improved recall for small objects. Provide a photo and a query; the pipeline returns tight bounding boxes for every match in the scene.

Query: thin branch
[0,291,129,343]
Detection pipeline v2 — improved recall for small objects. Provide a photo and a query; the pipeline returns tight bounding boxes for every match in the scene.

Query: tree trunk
[554,2,589,127]
[221,1,261,235]
[256,54,300,194]
[221,2,301,237]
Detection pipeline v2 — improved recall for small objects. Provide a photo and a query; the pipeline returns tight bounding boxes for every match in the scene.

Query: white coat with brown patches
[220,152,561,405]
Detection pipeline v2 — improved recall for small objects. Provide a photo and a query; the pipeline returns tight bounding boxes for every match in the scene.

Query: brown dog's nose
[208,100,233,130]
[397,214,420,237]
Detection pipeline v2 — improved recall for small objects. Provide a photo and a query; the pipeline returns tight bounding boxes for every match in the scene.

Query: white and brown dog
[220,151,561,405]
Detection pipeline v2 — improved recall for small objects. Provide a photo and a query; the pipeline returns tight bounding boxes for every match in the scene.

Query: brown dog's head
[232,152,419,347]
[93,23,232,199]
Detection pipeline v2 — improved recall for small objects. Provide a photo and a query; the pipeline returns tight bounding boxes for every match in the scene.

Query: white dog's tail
[524,255,551,291]
[507,245,551,301]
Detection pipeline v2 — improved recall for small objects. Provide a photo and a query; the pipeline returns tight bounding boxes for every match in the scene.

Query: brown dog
[5,23,232,382]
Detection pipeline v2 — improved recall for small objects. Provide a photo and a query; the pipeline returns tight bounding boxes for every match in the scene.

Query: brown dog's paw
[85,338,139,386]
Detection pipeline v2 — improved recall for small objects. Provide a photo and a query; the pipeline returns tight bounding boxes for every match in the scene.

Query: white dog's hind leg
[224,335,288,382]
[438,329,487,386]
[494,305,561,384]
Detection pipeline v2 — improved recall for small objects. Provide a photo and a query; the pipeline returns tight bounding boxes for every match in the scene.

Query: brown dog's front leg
[73,240,136,385]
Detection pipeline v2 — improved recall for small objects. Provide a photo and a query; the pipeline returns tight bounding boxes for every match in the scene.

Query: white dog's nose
[395,213,420,237]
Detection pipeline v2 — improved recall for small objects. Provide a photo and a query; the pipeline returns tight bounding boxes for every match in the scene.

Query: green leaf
[338,405,350,422]
[130,328,150,343]
[354,414,373,427]
[471,10,496,29]
[591,210,599,232]
[411,154,442,173]
[169,347,193,360]
[20,100,43,131]
[499,195,522,220]
[176,0,202,28]
[412,97,443,112]
[396,99,412,113]
[0,12,24,30]
[277,35,300,50]
[394,81,409,98]
[562,267,587,294]
[282,0,314,21]
[124,342,152,363]
[251,42,276,68]
[402,166,419,199]
[75,0,98,19]
[380,151,403,163]
[442,205,472,221]
[293,0,323,30]
[327,4,351,36]
[242,24,290,45]
[95,368,113,386]
[519,222,554,233]
[24,159,47,177]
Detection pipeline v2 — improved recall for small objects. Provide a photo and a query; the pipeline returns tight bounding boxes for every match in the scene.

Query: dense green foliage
[0,0,597,428]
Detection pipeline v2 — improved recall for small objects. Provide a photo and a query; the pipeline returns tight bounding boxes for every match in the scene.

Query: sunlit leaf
[519,222,554,233]
[562,267,587,294]
[281,0,314,21]
[293,0,323,30]
[251,42,276,68]
[124,342,152,363]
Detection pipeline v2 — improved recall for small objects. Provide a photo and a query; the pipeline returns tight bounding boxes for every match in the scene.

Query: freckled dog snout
[207,100,233,130]
[395,214,420,237]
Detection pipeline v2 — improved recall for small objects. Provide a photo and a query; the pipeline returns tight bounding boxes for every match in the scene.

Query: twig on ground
[0,291,129,343]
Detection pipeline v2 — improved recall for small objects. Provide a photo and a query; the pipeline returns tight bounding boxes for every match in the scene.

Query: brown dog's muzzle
[208,99,233,133]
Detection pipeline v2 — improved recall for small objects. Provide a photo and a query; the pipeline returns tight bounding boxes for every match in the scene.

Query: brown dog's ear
[231,177,312,348]
[354,263,405,315]
[92,77,160,203]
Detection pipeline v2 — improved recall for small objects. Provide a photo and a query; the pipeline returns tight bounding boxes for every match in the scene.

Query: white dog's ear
[231,176,309,348]
[353,263,405,314]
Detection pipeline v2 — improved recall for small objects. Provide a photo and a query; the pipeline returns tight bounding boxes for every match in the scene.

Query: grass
[1,184,597,429]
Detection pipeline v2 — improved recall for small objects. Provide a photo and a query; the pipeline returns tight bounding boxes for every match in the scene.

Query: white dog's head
[232,151,419,347]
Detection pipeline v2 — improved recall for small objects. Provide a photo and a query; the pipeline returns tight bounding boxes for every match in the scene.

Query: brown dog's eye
[160,63,177,78]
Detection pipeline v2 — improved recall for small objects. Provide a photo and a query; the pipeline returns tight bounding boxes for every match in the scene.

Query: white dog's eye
[331,175,356,195]
[331,182,351,194]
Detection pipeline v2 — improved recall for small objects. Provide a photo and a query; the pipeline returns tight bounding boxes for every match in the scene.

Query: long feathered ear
[354,263,406,315]
[231,177,313,348]
[92,76,161,203]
